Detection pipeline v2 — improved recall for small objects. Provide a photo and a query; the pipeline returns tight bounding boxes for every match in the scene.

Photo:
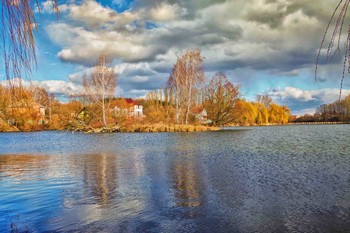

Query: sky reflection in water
[1,125,350,232]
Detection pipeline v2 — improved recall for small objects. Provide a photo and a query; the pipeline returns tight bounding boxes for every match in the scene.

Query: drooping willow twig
[1,0,59,83]
[315,0,350,99]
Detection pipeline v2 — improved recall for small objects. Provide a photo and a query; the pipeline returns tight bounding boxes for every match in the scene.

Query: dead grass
[121,123,219,133]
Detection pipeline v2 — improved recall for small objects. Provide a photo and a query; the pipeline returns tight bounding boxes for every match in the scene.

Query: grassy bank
[76,124,220,133]
[0,123,220,133]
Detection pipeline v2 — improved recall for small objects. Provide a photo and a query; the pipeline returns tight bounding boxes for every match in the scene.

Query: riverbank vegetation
[294,94,350,123]
[0,85,291,132]
[0,50,292,132]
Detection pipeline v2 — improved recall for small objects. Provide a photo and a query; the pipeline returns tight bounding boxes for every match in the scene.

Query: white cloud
[46,22,157,65]
[0,78,84,98]
[39,0,350,112]
[68,1,139,29]
[293,108,317,116]
[270,87,350,103]
[114,62,158,77]
[269,87,315,102]
[268,86,350,114]
[40,0,56,12]
[44,0,339,73]
[40,0,68,13]
[32,80,84,97]
[150,3,181,22]
[44,0,334,77]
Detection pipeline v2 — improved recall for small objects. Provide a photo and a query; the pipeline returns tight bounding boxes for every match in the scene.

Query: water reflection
[172,158,203,208]
[82,153,118,207]
[0,154,50,180]
[1,126,350,232]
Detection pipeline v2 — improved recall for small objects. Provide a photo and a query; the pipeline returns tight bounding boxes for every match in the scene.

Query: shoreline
[226,122,349,127]
[287,122,350,125]
[78,124,221,133]
[0,124,220,133]
[0,122,348,133]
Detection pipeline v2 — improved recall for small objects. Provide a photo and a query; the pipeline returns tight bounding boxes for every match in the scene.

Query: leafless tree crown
[83,53,117,127]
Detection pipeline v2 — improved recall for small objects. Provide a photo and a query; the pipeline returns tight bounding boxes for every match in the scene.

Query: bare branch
[316,0,350,97]
[83,53,117,127]
[1,0,59,82]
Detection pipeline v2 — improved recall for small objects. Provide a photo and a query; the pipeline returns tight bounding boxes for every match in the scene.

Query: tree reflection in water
[171,155,205,219]
[82,153,118,207]
[0,154,51,180]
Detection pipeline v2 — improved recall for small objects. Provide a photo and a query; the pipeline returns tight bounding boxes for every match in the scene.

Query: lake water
[0,125,350,232]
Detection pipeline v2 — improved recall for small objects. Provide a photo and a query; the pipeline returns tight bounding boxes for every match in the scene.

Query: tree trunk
[102,99,107,127]
[175,78,180,124]
[185,82,192,125]
[176,90,179,124]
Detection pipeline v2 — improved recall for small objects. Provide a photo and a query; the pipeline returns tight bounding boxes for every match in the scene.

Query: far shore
[1,122,348,133]
[287,122,350,125]
[224,122,350,128]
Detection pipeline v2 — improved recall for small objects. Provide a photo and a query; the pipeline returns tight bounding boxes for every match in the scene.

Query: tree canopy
[204,72,240,126]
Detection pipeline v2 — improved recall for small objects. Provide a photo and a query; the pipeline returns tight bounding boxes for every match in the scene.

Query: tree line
[0,50,292,132]
[140,49,291,127]
[294,94,350,123]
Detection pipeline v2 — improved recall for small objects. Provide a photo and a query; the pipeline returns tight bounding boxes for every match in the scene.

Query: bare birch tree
[167,62,182,124]
[181,49,205,125]
[83,54,117,127]
[167,49,204,124]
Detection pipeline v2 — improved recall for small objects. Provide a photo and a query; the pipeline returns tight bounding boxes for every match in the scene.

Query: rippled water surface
[1,125,350,232]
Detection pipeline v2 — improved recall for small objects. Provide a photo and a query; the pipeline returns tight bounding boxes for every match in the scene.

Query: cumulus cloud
[150,3,181,22]
[0,78,84,98]
[39,0,350,112]
[270,87,350,103]
[40,0,68,13]
[114,63,158,77]
[268,87,350,114]
[44,0,333,73]
[270,87,315,102]
[33,80,84,97]
[68,1,139,29]
[46,22,158,65]
[65,61,168,99]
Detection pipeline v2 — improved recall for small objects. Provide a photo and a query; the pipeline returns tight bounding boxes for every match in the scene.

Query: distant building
[6,102,47,125]
[135,105,144,117]
[194,107,211,124]
[114,105,144,118]
[39,106,46,124]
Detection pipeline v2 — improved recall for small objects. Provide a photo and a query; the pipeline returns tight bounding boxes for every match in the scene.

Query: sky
[2,0,350,115]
